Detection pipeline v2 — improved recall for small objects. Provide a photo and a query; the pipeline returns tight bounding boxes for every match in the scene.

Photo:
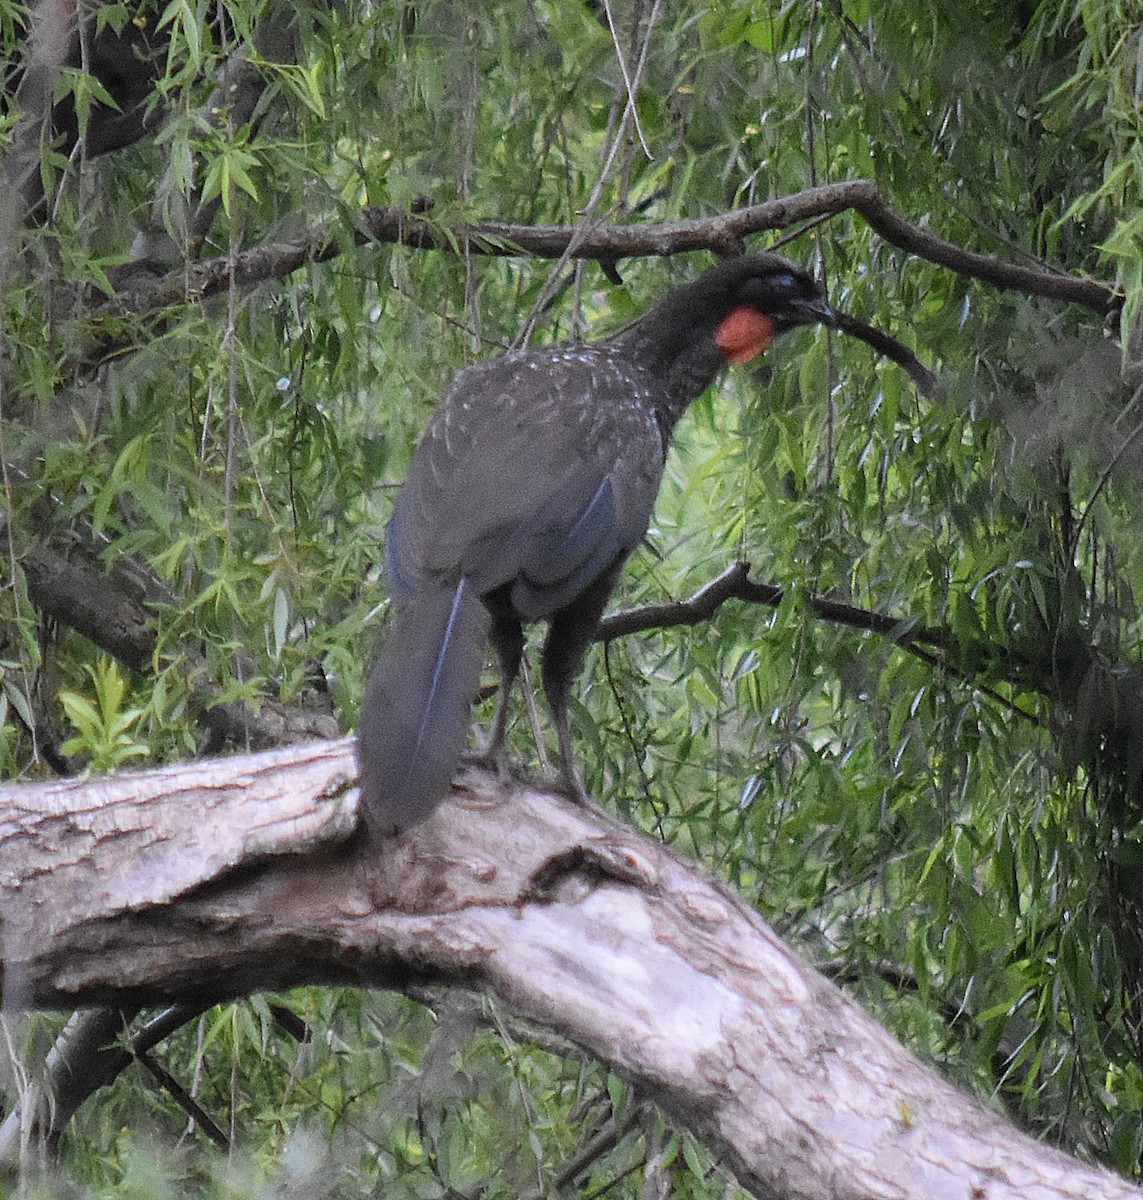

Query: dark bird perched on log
[358,253,835,834]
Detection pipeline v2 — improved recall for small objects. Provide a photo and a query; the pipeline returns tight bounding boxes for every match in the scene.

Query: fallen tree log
[0,739,1136,1200]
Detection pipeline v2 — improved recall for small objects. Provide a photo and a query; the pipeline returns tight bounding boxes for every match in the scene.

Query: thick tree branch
[0,997,309,1165]
[18,543,155,673]
[11,535,339,752]
[0,0,72,265]
[0,1007,141,1165]
[0,742,1137,1200]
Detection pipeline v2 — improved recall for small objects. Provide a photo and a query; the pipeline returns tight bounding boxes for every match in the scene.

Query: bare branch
[597,562,1047,727]
[848,184,1114,312]
[85,181,1117,374]
[0,1007,139,1168]
[833,310,941,399]
[18,543,156,673]
[598,560,950,647]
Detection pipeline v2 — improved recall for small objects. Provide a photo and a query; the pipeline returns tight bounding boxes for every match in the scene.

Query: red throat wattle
[715,306,775,365]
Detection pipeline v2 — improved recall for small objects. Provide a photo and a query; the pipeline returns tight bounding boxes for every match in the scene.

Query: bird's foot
[544,760,588,806]
[468,716,513,766]
[467,737,591,807]
[463,746,508,776]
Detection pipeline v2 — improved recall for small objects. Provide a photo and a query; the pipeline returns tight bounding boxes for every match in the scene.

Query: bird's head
[708,254,835,363]
[620,253,834,399]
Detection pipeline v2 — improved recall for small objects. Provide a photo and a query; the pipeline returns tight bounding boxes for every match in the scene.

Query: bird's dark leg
[541,566,621,802]
[469,605,524,768]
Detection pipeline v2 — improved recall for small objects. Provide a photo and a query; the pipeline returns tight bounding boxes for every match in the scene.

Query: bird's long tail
[358,579,490,834]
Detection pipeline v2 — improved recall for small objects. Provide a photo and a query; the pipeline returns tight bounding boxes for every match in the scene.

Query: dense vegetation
[3,0,1143,1193]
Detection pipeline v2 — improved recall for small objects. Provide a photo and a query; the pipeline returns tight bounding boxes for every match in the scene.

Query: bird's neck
[614,316,726,435]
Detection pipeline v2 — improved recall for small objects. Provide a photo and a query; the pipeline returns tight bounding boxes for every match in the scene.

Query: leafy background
[4,0,1143,1193]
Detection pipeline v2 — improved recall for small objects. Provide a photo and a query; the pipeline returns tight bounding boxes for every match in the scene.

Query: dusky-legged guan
[358,253,834,834]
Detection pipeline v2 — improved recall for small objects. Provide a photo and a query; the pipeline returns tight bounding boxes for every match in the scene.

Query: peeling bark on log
[0,740,1138,1200]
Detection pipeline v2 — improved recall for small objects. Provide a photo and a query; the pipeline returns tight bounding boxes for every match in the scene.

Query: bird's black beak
[790,294,836,328]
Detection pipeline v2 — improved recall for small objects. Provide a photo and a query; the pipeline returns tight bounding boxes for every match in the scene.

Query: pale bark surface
[0,741,1137,1200]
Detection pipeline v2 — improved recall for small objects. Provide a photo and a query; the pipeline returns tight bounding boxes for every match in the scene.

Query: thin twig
[514,0,665,346]
[135,1050,230,1151]
[603,0,653,158]
[833,311,941,399]
[1069,408,1143,563]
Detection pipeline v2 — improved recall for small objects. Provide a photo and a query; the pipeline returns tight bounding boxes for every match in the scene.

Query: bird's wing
[385,351,665,616]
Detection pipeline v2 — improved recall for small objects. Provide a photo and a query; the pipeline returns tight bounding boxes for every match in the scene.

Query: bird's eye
[771,272,797,290]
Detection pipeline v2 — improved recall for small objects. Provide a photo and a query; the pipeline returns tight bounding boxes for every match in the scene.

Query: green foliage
[7,0,1143,1193]
[59,658,150,771]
